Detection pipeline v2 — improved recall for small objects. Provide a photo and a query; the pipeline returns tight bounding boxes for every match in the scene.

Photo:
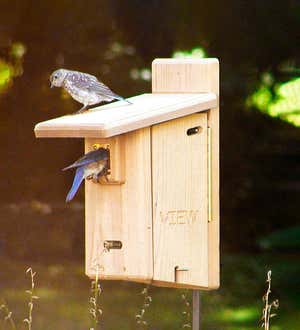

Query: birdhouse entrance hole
[91,138,125,185]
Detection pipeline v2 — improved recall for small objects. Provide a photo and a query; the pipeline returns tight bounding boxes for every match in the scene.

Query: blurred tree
[0,0,299,254]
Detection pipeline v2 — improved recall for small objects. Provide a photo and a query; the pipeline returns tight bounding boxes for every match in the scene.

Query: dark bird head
[50,69,68,88]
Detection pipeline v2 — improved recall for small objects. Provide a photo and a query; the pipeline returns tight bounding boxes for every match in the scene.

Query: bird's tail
[114,94,132,104]
[66,167,85,202]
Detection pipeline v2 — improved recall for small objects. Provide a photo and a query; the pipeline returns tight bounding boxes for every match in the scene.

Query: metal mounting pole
[192,290,201,330]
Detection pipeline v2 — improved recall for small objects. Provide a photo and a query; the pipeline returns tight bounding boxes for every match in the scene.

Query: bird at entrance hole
[50,69,132,113]
[63,148,109,202]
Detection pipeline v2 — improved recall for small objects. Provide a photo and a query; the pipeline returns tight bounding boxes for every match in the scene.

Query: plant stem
[0,302,17,330]
[24,267,38,330]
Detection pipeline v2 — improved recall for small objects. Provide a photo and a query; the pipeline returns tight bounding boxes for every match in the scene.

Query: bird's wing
[89,80,132,103]
[68,71,120,99]
[63,155,95,171]
[63,148,109,171]
[87,78,115,96]
[90,80,132,103]
[66,167,85,202]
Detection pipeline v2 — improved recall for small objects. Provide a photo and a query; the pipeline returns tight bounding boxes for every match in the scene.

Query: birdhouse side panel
[152,113,209,288]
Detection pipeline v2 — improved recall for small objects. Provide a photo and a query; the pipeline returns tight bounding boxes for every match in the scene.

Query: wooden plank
[152,113,209,288]
[85,128,153,283]
[152,58,219,289]
[34,93,217,138]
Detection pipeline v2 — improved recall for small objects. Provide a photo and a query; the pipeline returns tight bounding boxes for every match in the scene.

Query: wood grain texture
[152,113,208,288]
[152,58,220,289]
[34,93,217,138]
[103,136,125,184]
[85,129,153,282]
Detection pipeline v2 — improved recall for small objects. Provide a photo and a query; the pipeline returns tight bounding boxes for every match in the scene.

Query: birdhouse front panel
[85,129,153,283]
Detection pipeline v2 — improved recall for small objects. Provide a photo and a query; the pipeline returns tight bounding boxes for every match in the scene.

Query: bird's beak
[50,82,54,88]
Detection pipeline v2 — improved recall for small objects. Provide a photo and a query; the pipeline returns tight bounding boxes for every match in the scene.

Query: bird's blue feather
[66,167,85,202]
[63,158,95,171]
[63,149,108,171]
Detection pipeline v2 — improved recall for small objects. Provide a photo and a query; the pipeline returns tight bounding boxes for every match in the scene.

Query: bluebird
[50,69,132,113]
[63,148,109,202]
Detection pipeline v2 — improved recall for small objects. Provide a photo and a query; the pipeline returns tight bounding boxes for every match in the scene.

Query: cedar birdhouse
[34,58,220,290]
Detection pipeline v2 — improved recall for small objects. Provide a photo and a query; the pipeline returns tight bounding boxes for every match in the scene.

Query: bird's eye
[54,75,58,79]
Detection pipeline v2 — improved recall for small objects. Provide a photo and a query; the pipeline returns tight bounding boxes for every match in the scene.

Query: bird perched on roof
[50,69,132,113]
[63,147,109,202]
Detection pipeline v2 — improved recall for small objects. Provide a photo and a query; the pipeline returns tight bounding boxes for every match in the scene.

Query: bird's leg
[75,104,89,114]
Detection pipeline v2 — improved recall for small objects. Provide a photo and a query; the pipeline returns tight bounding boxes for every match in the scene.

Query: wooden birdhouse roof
[34,93,217,138]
